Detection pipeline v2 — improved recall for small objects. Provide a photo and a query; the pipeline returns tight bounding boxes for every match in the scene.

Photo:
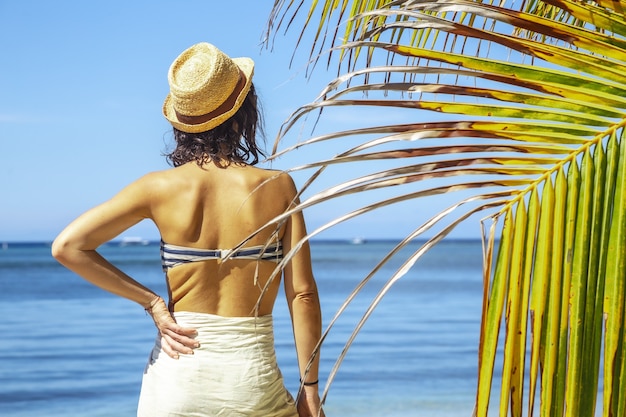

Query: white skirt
[137,311,297,417]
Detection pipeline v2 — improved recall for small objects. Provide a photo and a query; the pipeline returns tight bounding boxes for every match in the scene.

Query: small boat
[119,237,150,246]
[351,237,366,245]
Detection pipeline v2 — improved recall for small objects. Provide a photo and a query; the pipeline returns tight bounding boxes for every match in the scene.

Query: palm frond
[265,0,626,415]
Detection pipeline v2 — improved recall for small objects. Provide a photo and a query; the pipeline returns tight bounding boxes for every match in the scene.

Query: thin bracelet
[300,379,319,386]
[144,296,160,315]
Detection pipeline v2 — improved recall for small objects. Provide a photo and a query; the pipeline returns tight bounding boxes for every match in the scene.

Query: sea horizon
[0,236,485,246]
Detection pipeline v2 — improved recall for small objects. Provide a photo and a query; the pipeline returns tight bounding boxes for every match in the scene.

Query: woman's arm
[281,175,325,417]
[51,174,199,358]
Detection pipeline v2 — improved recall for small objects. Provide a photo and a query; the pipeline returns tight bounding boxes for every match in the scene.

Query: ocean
[0,239,484,417]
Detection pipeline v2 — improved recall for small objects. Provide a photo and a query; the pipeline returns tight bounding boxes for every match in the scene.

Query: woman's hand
[146,297,199,359]
[296,386,326,417]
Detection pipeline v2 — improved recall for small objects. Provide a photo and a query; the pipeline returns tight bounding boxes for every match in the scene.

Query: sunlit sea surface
[0,239,485,416]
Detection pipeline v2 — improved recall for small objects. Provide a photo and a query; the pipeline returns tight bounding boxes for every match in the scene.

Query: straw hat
[163,43,254,133]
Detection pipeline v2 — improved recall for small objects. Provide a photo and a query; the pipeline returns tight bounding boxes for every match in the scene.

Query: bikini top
[160,240,284,271]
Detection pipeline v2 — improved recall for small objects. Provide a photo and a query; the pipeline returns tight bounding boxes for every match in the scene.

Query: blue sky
[0,1,483,242]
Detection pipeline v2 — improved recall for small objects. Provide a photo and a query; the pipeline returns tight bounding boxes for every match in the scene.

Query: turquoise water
[0,240,484,416]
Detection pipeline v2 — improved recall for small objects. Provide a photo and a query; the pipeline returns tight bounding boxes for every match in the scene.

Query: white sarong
[137,311,298,417]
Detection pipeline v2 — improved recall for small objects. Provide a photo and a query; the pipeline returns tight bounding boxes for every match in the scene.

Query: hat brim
[163,57,254,134]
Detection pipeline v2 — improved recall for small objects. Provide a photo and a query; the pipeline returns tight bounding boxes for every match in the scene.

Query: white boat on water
[119,237,150,246]
[351,237,366,245]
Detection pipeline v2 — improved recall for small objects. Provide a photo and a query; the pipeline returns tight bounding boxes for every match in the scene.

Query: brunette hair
[165,85,265,167]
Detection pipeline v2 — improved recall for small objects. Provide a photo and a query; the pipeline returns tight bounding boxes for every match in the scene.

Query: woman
[52,42,325,417]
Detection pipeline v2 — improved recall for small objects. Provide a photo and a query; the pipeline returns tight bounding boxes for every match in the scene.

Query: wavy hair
[165,85,265,167]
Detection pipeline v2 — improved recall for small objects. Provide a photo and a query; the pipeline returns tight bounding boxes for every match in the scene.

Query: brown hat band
[174,70,246,126]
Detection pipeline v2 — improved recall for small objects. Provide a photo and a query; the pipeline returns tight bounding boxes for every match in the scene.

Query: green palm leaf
[265,0,626,415]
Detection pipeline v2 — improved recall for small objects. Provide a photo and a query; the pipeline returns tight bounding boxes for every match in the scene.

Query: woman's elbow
[291,290,321,308]
[51,233,78,263]
[51,236,67,262]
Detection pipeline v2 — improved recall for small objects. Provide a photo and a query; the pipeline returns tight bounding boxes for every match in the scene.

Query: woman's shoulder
[132,168,176,186]
[249,167,297,192]
[255,166,291,179]
[124,167,190,197]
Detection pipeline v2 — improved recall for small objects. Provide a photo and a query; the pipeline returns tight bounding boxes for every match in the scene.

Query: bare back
[147,162,297,317]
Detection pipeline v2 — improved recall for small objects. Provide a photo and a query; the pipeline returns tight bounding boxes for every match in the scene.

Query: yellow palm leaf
[264,0,626,415]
